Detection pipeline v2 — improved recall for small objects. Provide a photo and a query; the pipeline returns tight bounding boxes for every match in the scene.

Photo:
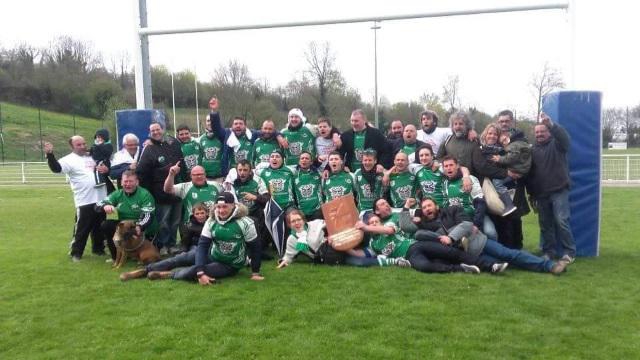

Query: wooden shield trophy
[321,194,363,251]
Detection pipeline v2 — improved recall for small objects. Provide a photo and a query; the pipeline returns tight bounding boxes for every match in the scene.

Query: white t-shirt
[416,127,452,157]
[58,153,107,207]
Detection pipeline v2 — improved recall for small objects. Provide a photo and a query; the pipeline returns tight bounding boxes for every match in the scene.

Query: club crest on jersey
[289,142,302,155]
[185,154,198,169]
[299,184,315,198]
[192,192,198,199]
[270,178,285,192]
[361,184,373,197]
[218,241,235,254]
[448,198,462,207]
[205,146,219,159]
[158,156,166,164]
[395,185,413,200]
[382,242,395,256]
[328,186,346,198]
[420,180,436,193]
[235,150,248,162]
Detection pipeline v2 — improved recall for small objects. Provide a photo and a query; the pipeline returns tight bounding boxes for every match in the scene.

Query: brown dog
[112,220,160,268]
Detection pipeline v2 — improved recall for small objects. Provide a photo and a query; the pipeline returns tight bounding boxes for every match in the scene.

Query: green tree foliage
[387,101,424,127]
[419,92,447,126]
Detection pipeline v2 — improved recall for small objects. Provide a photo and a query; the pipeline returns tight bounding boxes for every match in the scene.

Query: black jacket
[340,125,392,169]
[136,135,183,204]
[413,206,472,233]
[526,124,571,198]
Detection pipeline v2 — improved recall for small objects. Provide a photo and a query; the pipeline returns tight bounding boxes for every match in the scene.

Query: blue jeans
[480,239,553,273]
[147,247,196,273]
[537,189,576,258]
[147,248,239,281]
[483,215,498,241]
[414,230,442,242]
[491,176,513,194]
[155,202,182,249]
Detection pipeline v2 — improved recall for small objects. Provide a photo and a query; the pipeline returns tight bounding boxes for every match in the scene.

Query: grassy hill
[3,101,640,162]
[0,102,220,162]
[0,102,115,162]
[0,102,268,163]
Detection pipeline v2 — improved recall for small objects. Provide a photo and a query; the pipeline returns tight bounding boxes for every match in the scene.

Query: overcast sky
[2,0,639,118]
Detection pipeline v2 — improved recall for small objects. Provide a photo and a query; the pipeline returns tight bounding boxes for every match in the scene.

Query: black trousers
[71,203,106,258]
[99,220,120,260]
[249,208,271,249]
[406,241,494,273]
[491,214,524,250]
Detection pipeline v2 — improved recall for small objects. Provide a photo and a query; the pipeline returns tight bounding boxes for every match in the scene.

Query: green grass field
[1,186,639,359]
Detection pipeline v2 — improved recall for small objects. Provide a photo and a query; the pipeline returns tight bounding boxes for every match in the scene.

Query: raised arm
[44,142,62,173]
[163,162,180,195]
[208,97,226,143]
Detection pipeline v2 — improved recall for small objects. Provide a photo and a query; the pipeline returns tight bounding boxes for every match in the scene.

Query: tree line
[1,36,636,146]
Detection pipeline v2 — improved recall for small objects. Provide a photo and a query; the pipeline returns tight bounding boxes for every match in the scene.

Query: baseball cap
[216,192,235,204]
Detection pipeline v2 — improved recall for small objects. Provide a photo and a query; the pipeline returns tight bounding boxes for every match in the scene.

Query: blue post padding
[114,109,166,149]
[542,91,601,257]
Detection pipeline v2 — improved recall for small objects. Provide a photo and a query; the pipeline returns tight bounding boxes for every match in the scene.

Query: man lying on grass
[122,192,264,284]
[356,198,508,274]
[401,197,570,275]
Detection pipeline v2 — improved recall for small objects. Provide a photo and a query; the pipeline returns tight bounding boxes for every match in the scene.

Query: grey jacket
[399,209,487,256]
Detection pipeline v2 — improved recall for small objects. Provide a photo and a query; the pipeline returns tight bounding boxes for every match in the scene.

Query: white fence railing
[601,155,640,184]
[0,162,69,185]
[1,156,640,185]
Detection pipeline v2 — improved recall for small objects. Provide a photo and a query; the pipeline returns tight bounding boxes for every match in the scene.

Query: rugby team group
[44,97,576,285]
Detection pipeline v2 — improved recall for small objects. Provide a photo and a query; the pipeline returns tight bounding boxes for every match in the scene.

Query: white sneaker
[491,262,509,273]
[561,254,575,264]
[460,263,480,274]
[395,258,412,268]
[159,248,169,257]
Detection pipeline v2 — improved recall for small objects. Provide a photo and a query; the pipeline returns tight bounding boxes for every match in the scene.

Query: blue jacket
[209,112,260,176]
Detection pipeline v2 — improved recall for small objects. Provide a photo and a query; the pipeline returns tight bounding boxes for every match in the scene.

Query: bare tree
[304,41,343,116]
[107,51,131,89]
[442,75,460,113]
[213,59,254,90]
[602,107,626,144]
[530,62,565,119]
[45,36,101,73]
